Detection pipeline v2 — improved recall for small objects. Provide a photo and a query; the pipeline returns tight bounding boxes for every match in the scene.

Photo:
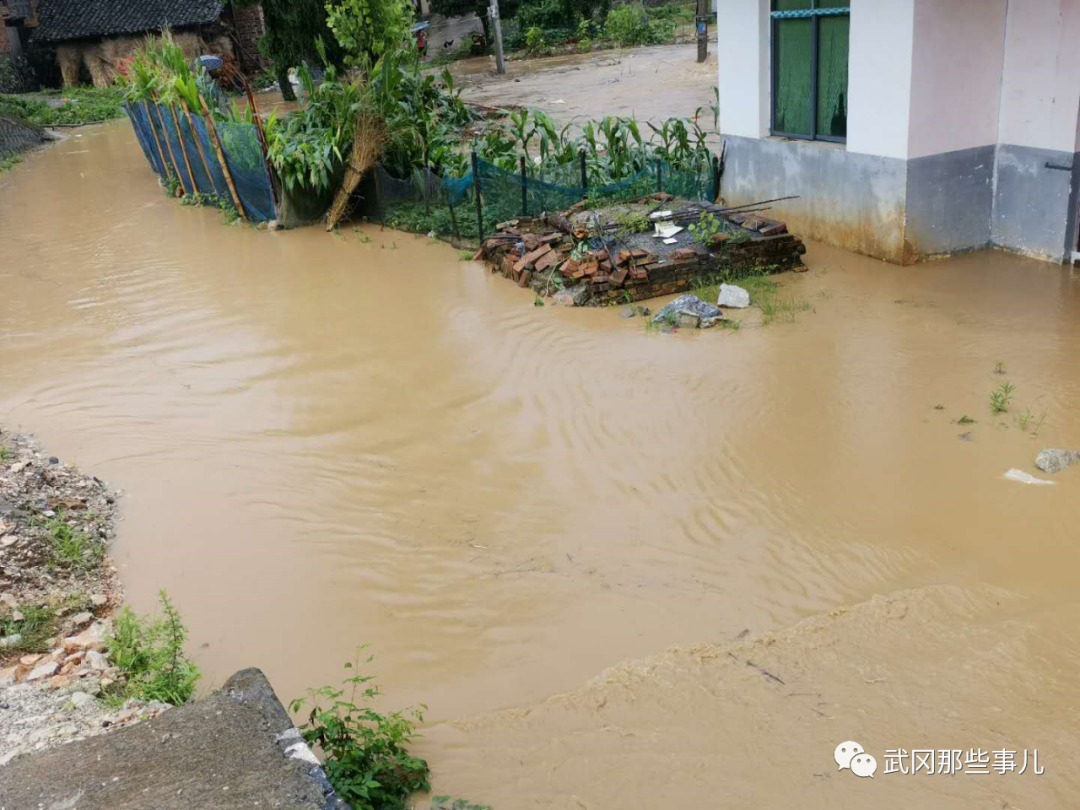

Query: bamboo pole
[241,80,278,205]
[199,96,248,223]
[143,100,176,183]
[181,100,215,198]
[168,104,199,196]
[150,95,189,195]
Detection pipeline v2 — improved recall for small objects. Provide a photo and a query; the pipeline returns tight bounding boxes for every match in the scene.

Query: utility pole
[490,0,506,75]
[695,0,709,63]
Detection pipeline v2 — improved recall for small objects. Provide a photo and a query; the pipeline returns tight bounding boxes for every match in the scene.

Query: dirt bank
[0,427,167,767]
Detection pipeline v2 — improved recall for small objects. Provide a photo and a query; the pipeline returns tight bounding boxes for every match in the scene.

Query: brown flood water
[2,122,1080,808]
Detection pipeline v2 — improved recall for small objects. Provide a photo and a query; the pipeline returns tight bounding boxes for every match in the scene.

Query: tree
[254,0,343,100]
[325,0,414,67]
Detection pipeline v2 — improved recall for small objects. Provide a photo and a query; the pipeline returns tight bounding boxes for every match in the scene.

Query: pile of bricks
[478,199,807,307]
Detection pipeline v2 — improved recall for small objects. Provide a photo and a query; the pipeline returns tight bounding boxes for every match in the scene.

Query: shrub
[106,590,200,706]
[291,650,430,810]
[604,2,672,46]
[525,26,549,53]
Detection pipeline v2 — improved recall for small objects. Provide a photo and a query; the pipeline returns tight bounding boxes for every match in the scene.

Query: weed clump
[990,381,1015,416]
[291,648,430,810]
[105,590,200,706]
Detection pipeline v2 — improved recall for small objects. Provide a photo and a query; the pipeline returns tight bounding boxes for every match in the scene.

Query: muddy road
[452,43,719,127]
[2,122,1080,808]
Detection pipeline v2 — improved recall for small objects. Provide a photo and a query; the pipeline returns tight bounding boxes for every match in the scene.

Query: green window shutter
[816,14,849,138]
[774,18,814,137]
[773,0,812,9]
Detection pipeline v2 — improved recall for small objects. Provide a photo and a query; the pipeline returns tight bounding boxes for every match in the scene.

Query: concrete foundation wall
[992,144,1078,262]
[905,145,995,258]
[720,134,908,263]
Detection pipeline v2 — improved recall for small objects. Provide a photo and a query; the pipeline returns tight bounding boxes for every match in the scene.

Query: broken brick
[518,270,532,288]
[514,244,552,274]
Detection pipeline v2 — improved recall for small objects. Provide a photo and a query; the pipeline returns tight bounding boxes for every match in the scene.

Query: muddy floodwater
[3,122,1080,808]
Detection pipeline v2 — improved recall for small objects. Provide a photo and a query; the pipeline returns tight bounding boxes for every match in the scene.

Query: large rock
[651,294,725,329]
[1034,449,1080,474]
[717,283,751,309]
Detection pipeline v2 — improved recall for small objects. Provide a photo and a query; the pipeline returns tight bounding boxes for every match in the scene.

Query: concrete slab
[0,668,346,810]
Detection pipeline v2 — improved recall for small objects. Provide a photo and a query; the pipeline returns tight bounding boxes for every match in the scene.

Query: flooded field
[2,122,1080,808]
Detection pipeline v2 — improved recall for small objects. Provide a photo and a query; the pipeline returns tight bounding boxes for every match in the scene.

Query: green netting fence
[375,154,717,245]
[124,101,276,223]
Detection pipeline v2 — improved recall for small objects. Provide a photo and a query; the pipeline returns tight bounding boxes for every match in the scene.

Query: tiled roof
[33,0,225,43]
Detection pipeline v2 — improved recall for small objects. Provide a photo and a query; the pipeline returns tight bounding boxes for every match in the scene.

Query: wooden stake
[169,104,199,196]
[150,95,189,195]
[199,97,248,223]
[181,100,215,198]
[143,100,176,183]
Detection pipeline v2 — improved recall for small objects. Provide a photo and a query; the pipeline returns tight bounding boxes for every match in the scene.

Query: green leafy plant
[105,590,200,706]
[525,26,550,54]
[688,211,721,246]
[957,415,976,425]
[325,0,414,67]
[990,381,1015,416]
[0,444,13,461]
[604,2,669,46]
[291,650,431,810]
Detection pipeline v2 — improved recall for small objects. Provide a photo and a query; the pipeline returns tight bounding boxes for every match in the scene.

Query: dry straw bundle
[325,107,387,231]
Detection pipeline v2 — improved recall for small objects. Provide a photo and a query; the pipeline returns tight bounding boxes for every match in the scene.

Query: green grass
[457,249,475,261]
[0,87,125,127]
[0,444,13,461]
[36,512,106,572]
[690,272,811,326]
[957,415,976,425]
[0,594,90,658]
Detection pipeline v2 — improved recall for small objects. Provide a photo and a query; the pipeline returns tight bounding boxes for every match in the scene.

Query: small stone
[1034,448,1080,475]
[85,650,109,671]
[71,691,96,709]
[8,461,28,474]
[619,307,636,319]
[0,634,22,649]
[27,661,59,682]
[717,283,751,309]
[635,305,651,316]
[1,535,16,547]
[42,510,56,518]
[0,666,18,685]
[46,673,73,689]
[10,610,23,622]
[19,654,43,666]
[68,611,93,627]
[0,593,17,610]
[89,594,108,607]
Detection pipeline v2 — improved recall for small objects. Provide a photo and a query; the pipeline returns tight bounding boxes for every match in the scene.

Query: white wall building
[717,0,1080,264]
